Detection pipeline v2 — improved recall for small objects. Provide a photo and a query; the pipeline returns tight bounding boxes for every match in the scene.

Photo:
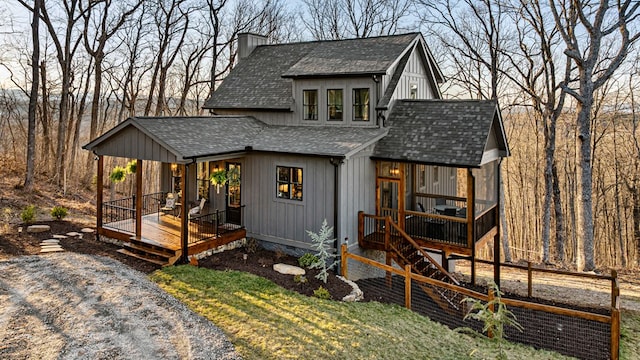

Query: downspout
[494,159,502,288]
[372,75,384,128]
[330,157,344,267]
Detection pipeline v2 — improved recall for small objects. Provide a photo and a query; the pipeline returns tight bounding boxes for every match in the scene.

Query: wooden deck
[102,213,246,256]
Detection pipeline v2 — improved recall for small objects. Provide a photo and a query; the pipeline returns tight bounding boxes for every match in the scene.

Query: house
[83,32,508,289]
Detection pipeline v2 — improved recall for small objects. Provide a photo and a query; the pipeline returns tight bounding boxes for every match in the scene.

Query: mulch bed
[1,220,352,301]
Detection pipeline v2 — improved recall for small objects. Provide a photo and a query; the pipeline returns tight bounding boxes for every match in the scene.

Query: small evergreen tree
[305,219,336,283]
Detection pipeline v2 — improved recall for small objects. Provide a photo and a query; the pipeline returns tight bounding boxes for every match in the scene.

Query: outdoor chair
[160,193,177,218]
[188,198,206,219]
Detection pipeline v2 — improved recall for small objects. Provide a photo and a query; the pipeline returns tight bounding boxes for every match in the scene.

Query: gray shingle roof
[133,116,264,158]
[373,100,505,167]
[85,116,387,160]
[281,33,418,78]
[203,33,420,110]
[203,43,316,110]
[252,125,386,156]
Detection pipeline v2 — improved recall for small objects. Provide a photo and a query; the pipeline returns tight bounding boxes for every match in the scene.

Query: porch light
[390,166,400,176]
[170,163,178,172]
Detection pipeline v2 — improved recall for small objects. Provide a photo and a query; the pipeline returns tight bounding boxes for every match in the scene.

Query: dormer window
[303,90,318,120]
[353,88,370,121]
[327,89,343,121]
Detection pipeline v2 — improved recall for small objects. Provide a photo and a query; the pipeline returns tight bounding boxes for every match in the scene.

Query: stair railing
[387,218,459,286]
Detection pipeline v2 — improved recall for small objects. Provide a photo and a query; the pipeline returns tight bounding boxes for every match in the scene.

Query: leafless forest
[0,0,638,270]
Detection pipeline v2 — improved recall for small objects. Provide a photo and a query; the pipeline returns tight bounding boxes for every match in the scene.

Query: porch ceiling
[373,99,509,168]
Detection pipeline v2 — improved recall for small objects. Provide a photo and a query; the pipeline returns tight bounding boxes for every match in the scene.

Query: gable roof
[203,33,427,111]
[83,116,387,162]
[372,100,509,168]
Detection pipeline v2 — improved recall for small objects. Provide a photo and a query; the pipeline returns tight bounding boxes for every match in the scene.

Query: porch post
[398,163,405,229]
[135,159,143,239]
[493,160,502,289]
[96,155,103,240]
[375,161,380,216]
[180,163,189,264]
[467,169,476,285]
[494,161,502,288]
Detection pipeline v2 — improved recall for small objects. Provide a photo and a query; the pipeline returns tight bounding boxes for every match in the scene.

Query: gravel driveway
[0,253,240,359]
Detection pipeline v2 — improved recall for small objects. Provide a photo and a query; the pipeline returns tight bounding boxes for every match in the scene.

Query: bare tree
[24,0,41,190]
[549,0,640,270]
[501,0,571,264]
[302,0,412,40]
[417,0,512,262]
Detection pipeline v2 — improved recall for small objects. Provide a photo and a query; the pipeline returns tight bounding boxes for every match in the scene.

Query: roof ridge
[254,32,421,49]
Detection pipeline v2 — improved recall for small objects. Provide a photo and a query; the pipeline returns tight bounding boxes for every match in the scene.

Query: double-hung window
[303,90,318,120]
[327,89,343,121]
[276,166,303,201]
[353,88,370,121]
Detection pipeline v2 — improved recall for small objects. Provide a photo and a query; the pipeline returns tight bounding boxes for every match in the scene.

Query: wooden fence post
[611,269,620,360]
[487,287,494,339]
[341,244,347,278]
[405,265,412,310]
[527,261,533,298]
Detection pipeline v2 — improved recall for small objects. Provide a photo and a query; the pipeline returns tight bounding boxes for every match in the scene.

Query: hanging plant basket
[209,170,228,193]
[126,160,137,174]
[109,166,127,183]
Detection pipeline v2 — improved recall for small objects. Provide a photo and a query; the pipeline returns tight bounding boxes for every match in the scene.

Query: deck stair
[117,236,181,266]
[387,220,465,315]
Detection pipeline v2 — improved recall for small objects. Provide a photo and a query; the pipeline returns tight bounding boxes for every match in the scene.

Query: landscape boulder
[27,225,50,233]
[273,263,305,276]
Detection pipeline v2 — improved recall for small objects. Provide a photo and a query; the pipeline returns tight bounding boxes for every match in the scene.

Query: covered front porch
[83,116,255,265]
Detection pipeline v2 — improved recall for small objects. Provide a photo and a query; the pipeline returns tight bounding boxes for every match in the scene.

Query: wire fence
[341,245,620,360]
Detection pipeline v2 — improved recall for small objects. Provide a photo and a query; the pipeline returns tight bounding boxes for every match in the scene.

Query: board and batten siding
[243,153,335,250]
[94,125,178,163]
[338,145,377,251]
[391,46,434,103]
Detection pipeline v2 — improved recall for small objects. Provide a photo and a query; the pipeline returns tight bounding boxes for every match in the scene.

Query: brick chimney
[237,33,268,61]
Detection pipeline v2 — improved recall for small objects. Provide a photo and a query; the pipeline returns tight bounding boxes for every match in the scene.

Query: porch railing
[188,206,245,244]
[102,192,166,233]
[359,204,498,252]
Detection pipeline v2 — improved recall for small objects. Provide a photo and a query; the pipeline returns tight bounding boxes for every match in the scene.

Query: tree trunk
[552,161,566,263]
[38,61,52,175]
[24,0,41,190]
[575,97,595,271]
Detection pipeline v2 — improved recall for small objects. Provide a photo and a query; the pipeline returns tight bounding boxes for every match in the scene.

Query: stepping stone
[41,239,60,244]
[81,228,94,233]
[27,225,50,233]
[66,232,80,237]
[41,244,63,249]
[40,247,64,253]
[52,234,67,239]
[273,263,305,276]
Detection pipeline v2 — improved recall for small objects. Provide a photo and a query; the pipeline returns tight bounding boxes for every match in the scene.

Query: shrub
[109,166,127,183]
[298,253,320,268]
[244,237,259,254]
[50,206,68,220]
[20,205,36,224]
[305,219,336,283]
[313,286,331,300]
[293,274,308,284]
[463,281,523,360]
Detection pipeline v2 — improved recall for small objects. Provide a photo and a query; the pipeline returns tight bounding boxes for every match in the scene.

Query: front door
[378,179,399,223]
[226,162,241,225]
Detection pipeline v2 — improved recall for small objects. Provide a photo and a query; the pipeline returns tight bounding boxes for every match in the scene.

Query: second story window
[327,89,343,121]
[303,90,318,120]
[353,88,369,121]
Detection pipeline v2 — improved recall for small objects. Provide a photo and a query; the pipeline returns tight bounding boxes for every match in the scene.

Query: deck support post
[398,163,406,230]
[135,159,143,239]
[494,161,501,288]
[180,163,189,264]
[96,155,103,240]
[467,169,476,285]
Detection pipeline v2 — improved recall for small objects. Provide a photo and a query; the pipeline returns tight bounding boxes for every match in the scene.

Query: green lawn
[151,265,575,360]
[621,310,640,359]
